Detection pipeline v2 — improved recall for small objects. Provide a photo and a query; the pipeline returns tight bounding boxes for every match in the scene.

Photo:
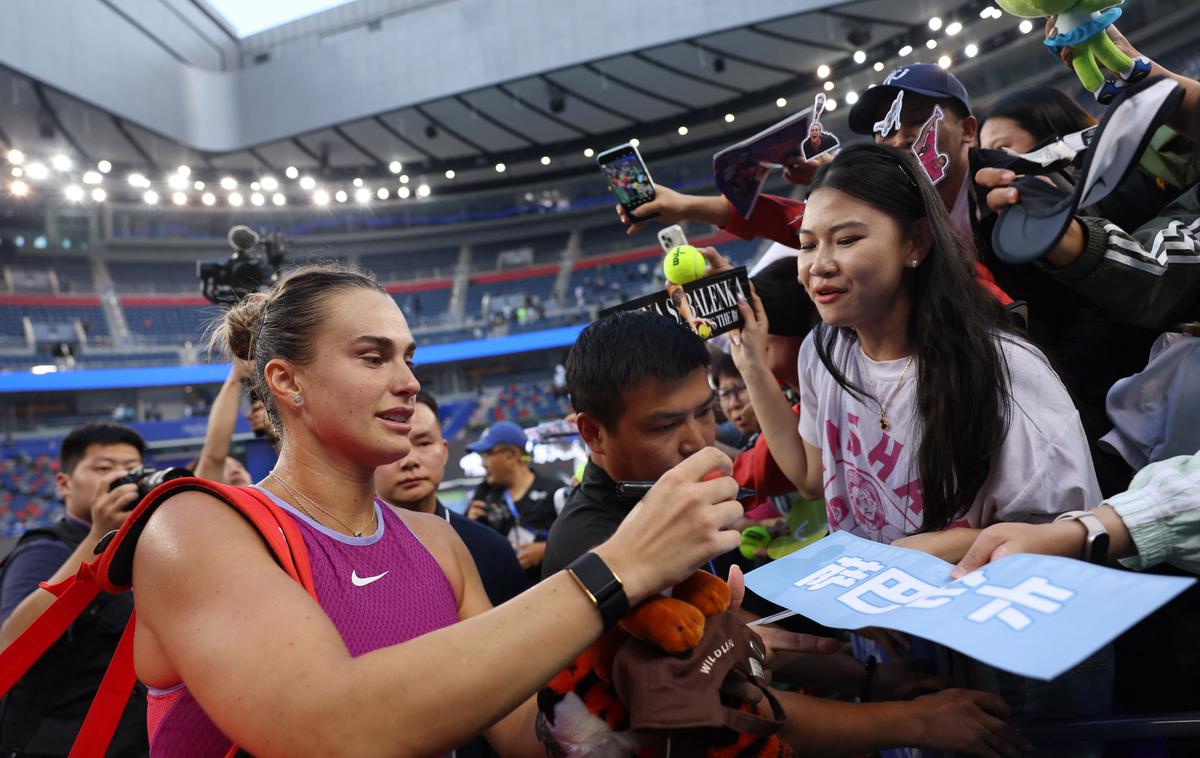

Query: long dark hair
[806,143,1015,532]
[982,85,1097,144]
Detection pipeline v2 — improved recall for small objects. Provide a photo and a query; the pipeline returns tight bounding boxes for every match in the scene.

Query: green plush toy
[995,0,1150,103]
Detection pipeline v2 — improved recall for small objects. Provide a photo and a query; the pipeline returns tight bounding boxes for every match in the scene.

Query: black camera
[108,466,193,501]
[198,225,288,305]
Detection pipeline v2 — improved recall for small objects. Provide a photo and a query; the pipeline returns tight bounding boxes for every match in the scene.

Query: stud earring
[908,260,919,268]
[292,395,303,405]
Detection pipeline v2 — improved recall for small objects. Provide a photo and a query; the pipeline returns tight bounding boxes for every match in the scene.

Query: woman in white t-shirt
[731,141,1112,754]
[732,141,1101,560]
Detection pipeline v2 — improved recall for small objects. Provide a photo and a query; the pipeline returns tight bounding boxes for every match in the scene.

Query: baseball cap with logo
[848,63,973,135]
[466,421,529,453]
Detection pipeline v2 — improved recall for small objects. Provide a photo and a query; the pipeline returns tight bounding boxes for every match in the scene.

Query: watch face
[1088,533,1110,565]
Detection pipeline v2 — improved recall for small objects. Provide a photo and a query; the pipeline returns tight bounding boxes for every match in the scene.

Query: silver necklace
[859,352,915,431]
[270,472,376,537]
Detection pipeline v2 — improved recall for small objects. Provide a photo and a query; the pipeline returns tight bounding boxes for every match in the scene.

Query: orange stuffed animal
[536,570,792,758]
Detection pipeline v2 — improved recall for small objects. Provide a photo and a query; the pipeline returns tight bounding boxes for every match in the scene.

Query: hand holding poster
[746,531,1193,680]
[599,267,751,341]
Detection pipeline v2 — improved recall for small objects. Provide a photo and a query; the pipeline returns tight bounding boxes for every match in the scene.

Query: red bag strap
[94,477,316,598]
[0,561,103,698]
[68,611,139,758]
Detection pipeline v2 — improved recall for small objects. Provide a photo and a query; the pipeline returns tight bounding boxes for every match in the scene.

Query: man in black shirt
[466,421,560,581]
[542,311,718,577]
[375,392,528,607]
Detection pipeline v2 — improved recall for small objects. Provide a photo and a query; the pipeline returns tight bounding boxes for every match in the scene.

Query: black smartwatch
[566,552,630,629]
[1054,510,1110,565]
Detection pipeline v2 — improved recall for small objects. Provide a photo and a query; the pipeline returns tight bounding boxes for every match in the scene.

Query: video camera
[108,466,193,502]
[198,225,288,305]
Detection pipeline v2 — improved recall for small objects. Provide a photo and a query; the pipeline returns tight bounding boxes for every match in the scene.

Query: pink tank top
[146,487,460,756]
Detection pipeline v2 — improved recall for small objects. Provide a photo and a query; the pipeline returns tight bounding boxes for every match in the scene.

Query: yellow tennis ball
[663,245,705,285]
[697,323,713,339]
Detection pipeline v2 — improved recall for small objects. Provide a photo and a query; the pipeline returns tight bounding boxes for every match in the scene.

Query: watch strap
[1054,510,1109,564]
[566,552,630,629]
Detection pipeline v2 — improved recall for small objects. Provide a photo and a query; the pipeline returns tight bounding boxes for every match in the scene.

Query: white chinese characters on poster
[746,531,1193,680]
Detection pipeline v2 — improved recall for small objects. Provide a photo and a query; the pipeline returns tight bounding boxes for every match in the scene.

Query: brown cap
[610,611,785,738]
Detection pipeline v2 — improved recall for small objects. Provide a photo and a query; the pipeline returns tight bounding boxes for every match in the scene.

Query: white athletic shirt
[797,331,1101,543]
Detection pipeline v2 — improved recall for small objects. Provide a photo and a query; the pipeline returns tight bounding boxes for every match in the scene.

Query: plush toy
[537,570,791,757]
[995,1,1150,103]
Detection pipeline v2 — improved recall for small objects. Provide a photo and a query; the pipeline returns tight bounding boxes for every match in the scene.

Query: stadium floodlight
[64,185,84,202]
[143,190,159,205]
[202,192,216,206]
[899,45,913,56]
[51,155,71,172]
[874,62,885,72]
[389,161,402,174]
[939,55,952,69]
[335,190,348,203]
[495,163,506,173]
[127,172,147,188]
[272,193,286,206]
[377,187,389,200]
[445,169,456,179]
[946,22,963,36]
[824,81,835,91]
[177,165,191,177]
[1019,19,1034,33]
[724,113,735,123]
[26,163,49,181]
[417,184,430,198]
[220,176,237,190]
[83,171,102,185]
[629,138,640,147]
[169,174,189,190]
[817,64,831,79]
[776,98,787,108]
[541,155,552,165]
[250,182,261,192]
[853,50,867,64]
[400,174,410,184]
[677,126,688,136]
[313,189,330,206]
[584,148,595,157]
[172,192,187,205]
[965,43,980,58]
[10,180,28,197]
[355,188,371,204]
[927,39,938,49]
[398,186,411,199]
[929,17,943,31]
[353,178,364,188]
[10,167,21,177]
[97,160,112,173]
[251,192,265,206]
[260,176,278,191]
[285,166,299,179]
[845,91,860,105]
[6,149,24,165]
[228,192,244,207]
[91,188,106,202]
[299,176,316,190]
[826,99,838,110]
[194,180,206,191]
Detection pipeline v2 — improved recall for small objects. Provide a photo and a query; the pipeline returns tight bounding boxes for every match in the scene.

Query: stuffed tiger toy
[536,570,793,758]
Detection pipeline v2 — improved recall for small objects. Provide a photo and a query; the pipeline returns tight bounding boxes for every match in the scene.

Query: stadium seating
[0,454,59,536]
[362,246,459,282]
[0,296,109,341]
[464,266,558,318]
[472,232,569,271]
[491,381,571,423]
[122,295,218,343]
[107,261,199,294]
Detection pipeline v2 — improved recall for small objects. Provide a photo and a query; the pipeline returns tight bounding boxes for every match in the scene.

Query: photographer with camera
[0,422,150,756]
